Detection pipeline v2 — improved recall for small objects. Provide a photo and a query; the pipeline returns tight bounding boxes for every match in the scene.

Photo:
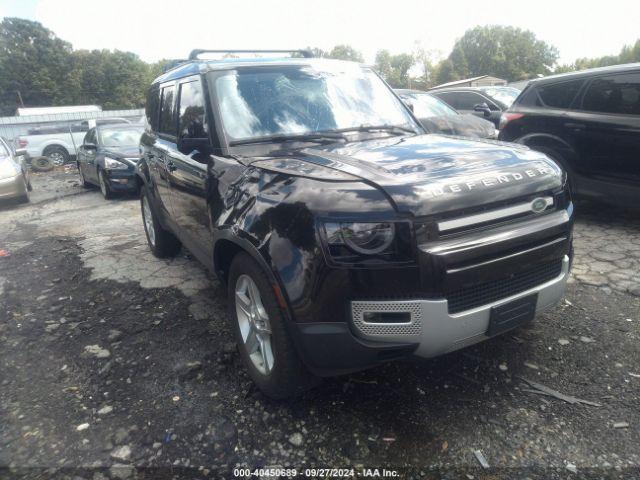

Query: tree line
[1,17,639,115]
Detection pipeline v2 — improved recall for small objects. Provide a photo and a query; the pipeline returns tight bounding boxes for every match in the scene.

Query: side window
[537,80,584,109]
[159,85,177,137]
[432,92,457,109]
[178,80,207,139]
[581,73,640,115]
[453,92,488,110]
[146,88,160,131]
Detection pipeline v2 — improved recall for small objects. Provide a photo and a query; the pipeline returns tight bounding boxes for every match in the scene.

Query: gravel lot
[0,171,639,480]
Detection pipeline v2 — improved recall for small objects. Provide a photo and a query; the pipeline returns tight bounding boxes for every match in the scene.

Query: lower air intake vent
[447,259,563,314]
[351,301,422,337]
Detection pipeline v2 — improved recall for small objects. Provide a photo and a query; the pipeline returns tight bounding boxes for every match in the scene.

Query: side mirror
[14,148,27,157]
[178,136,210,155]
[401,99,414,113]
[474,103,492,117]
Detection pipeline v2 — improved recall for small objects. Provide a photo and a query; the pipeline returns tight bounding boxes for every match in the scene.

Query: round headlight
[341,222,395,255]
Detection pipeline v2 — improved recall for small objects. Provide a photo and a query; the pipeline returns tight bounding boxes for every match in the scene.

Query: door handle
[564,122,586,131]
[166,160,177,172]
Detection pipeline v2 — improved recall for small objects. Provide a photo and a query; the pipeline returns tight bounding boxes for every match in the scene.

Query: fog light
[363,312,411,324]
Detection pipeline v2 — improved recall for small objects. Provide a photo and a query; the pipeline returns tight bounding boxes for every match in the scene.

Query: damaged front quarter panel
[212,156,400,323]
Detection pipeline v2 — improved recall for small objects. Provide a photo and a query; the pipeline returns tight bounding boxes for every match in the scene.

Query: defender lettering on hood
[286,134,563,216]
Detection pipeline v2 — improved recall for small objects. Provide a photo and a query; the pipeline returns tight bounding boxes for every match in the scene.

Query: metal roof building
[432,75,508,89]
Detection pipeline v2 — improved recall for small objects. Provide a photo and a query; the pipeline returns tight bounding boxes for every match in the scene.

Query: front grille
[447,259,563,314]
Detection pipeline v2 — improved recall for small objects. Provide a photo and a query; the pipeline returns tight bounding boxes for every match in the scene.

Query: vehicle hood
[259,134,564,216]
[419,114,495,139]
[103,146,141,162]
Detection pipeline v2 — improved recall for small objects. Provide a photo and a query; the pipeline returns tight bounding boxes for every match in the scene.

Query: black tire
[31,156,54,172]
[17,176,30,203]
[98,169,114,200]
[43,145,69,166]
[228,252,317,399]
[140,186,181,258]
[527,145,574,193]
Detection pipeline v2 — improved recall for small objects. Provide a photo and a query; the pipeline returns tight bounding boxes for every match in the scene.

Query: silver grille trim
[438,196,553,233]
[351,300,422,337]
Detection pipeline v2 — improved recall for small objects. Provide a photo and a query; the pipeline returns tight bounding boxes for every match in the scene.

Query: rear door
[166,76,213,258]
[577,71,640,184]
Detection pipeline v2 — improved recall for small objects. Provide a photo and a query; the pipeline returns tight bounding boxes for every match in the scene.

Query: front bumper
[0,174,26,200]
[291,256,569,376]
[351,255,569,358]
[104,170,138,192]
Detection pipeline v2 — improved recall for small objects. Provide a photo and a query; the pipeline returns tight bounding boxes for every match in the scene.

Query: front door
[167,78,213,259]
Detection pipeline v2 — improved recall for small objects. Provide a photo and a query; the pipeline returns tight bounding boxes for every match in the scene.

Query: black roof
[527,62,640,86]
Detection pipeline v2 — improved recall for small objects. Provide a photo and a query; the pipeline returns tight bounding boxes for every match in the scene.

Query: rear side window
[537,80,584,109]
[146,88,160,131]
[581,73,640,115]
[178,80,207,139]
[159,85,177,136]
[432,92,458,109]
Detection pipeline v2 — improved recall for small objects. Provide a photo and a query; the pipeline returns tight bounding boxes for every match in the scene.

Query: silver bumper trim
[351,255,570,358]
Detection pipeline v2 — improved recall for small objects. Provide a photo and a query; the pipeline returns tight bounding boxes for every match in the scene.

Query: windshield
[480,87,520,107]
[405,93,458,118]
[214,63,419,142]
[99,127,144,148]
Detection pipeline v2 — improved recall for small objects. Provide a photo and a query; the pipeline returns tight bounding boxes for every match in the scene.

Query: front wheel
[98,169,113,200]
[228,252,317,399]
[140,187,181,258]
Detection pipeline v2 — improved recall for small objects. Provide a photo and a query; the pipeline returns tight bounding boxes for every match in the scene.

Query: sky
[1,0,639,66]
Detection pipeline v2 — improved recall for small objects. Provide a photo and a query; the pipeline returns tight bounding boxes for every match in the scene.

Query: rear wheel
[43,146,69,166]
[140,187,181,258]
[228,252,317,399]
[529,145,574,193]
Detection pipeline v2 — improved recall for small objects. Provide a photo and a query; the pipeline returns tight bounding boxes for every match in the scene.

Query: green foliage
[559,40,640,73]
[446,25,558,82]
[374,50,414,88]
[0,17,74,114]
[0,18,156,115]
[326,44,364,62]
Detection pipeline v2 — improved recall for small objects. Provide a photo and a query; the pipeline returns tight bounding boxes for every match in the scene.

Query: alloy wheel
[235,274,274,375]
[142,195,156,246]
[48,151,65,166]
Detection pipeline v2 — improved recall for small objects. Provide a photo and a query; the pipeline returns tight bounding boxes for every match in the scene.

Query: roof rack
[188,49,313,60]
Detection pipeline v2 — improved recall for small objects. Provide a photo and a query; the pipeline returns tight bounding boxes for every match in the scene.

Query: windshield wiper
[229,132,346,147]
[336,124,418,136]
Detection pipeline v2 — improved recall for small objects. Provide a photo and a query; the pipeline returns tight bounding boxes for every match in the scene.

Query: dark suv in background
[430,86,520,128]
[499,63,640,206]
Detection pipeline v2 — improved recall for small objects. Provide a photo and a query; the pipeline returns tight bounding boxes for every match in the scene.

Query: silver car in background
[0,137,32,203]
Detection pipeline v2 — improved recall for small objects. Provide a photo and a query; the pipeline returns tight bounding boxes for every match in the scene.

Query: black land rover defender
[137,50,573,399]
